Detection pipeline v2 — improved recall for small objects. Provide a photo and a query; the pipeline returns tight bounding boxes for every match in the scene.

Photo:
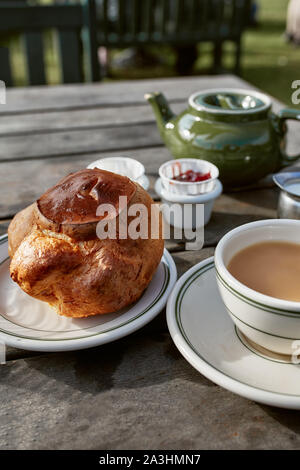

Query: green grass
[240,0,298,106]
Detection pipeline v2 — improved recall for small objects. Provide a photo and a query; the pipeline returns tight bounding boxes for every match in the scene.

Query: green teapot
[145,88,300,188]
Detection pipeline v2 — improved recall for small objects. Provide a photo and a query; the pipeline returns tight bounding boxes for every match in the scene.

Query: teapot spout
[144,92,175,133]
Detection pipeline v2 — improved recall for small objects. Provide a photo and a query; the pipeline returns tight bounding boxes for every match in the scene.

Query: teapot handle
[275,108,300,165]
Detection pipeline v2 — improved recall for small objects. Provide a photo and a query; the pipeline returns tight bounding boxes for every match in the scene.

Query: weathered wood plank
[0,220,10,236]
[0,75,252,114]
[0,102,184,136]
[205,189,279,246]
[1,349,294,450]
[172,247,215,277]
[0,122,164,162]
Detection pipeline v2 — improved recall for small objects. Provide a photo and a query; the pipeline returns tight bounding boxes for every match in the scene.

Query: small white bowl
[155,177,222,229]
[215,219,300,356]
[87,157,149,190]
[159,158,219,195]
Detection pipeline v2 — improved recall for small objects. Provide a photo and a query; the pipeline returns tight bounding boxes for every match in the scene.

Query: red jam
[172,170,211,183]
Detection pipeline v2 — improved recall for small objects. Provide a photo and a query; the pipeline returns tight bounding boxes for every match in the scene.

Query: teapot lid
[189,88,271,115]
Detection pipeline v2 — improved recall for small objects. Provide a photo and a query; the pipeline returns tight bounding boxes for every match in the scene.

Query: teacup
[214,219,300,356]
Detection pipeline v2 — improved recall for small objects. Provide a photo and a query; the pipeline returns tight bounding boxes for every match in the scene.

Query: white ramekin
[155,177,222,229]
[87,157,148,189]
[159,159,219,196]
[214,219,300,356]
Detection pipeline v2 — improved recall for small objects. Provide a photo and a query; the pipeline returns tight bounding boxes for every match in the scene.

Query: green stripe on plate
[234,326,291,365]
[174,259,300,398]
[0,234,170,341]
[216,268,300,318]
[227,305,300,341]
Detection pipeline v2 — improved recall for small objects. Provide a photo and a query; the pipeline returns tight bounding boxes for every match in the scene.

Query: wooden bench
[0,0,99,86]
[96,0,251,75]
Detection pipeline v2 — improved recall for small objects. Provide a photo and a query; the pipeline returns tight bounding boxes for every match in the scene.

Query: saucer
[167,256,300,409]
[0,235,176,352]
[155,177,222,203]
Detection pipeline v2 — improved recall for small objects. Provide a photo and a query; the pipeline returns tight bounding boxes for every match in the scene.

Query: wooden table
[1,75,300,450]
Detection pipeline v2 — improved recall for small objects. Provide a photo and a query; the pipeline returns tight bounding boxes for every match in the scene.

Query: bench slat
[0,5,82,31]
[0,46,12,87]
[23,32,46,86]
[58,30,82,84]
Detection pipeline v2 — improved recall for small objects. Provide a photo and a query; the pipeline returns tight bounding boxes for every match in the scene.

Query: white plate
[0,235,176,352]
[167,256,300,409]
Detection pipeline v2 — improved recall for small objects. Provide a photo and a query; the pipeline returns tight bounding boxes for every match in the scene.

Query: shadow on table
[18,311,215,395]
[260,405,300,435]
[225,188,279,213]
[166,212,269,250]
[166,212,274,251]
[205,212,268,246]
